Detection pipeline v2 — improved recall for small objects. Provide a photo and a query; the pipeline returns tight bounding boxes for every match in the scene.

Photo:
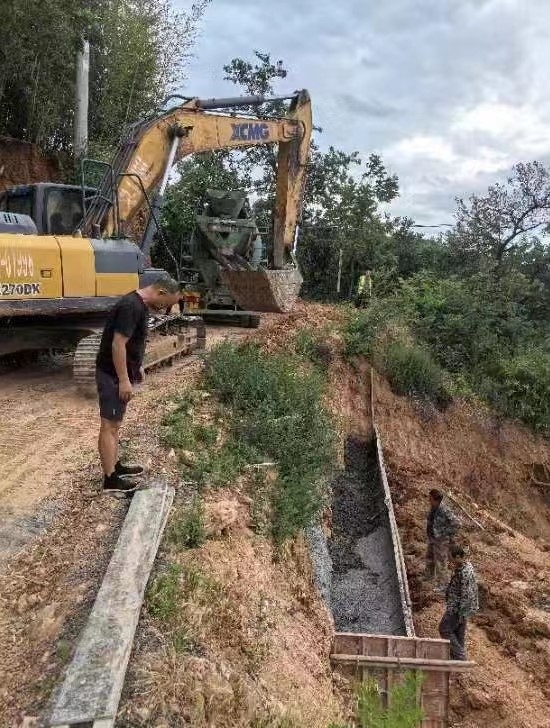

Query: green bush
[205,342,336,542]
[382,342,450,405]
[482,349,550,433]
[343,300,401,358]
[329,671,424,728]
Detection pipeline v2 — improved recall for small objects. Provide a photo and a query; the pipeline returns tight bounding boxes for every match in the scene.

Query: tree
[0,0,91,151]
[297,147,399,298]
[453,161,550,264]
[0,0,210,157]
[89,0,211,159]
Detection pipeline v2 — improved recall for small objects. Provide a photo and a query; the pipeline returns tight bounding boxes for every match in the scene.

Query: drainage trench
[308,373,463,727]
[309,436,407,636]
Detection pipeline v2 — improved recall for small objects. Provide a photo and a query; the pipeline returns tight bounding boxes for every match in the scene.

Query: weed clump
[329,671,424,728]
[382,342,450,405]
[344,306,450,406]
[168,496,206,549]
[205,342,336,542]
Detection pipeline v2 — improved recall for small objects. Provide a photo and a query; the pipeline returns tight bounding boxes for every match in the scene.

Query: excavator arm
[83,91,312,269]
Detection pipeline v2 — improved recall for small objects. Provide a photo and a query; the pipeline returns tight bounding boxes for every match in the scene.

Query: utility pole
[336,247,343,295]
[74,39,90,159]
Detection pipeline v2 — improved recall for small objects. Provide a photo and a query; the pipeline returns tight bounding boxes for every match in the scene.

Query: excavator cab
[0,183,95,235]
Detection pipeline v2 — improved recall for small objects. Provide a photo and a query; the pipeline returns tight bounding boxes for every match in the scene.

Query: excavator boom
[83,91,312,277]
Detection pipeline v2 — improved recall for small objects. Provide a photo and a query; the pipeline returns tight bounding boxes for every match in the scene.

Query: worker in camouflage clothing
[425,488,460,590]
[439,544,479,660]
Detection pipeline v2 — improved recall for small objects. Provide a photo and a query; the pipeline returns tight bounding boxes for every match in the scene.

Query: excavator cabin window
[0,187,34,219]
[44,187,84,235]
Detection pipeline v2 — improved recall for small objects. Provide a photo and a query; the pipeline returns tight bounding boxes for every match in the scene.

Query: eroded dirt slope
[374,373,550,728]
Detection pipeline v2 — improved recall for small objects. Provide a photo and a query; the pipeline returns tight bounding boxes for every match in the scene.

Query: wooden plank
[334,632,449,645]
[331,653,475,672]
[49,481,174,728]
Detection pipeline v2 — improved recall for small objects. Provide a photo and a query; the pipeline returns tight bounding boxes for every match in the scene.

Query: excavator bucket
[221,268,303,313]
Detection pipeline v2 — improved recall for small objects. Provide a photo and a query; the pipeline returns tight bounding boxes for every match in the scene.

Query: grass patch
[146,563,182,622]
[294,328,334,369]
[168,496,206,549]
[329,672,424,728]
[163,338,336,542]
[343,307,450,406]
[204,342,336,542]
[190,436,258,488]
[382,342,450,405]
[162,391,259,487]
[56,639,71,664]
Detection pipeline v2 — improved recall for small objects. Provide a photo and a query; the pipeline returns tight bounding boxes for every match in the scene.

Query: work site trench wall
[308,427,461,727]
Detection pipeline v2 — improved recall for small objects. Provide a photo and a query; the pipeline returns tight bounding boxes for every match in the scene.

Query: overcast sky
[176,0,550,227]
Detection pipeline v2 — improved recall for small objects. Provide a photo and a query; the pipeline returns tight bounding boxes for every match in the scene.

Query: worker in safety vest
[354,269,372,308]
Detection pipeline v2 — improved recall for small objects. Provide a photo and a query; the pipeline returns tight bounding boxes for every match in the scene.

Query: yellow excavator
[0,91,312,392]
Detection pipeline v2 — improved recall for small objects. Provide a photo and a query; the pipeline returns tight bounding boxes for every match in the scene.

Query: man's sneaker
[103,473,138,495]
[115,460,144,478]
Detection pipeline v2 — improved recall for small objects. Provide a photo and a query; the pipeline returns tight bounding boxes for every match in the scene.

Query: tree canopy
[0,0,210,155]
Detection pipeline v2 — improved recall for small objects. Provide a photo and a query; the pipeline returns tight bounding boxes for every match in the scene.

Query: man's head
[429,488,444,509]
[140,277,181,311]
[450,544,467,568]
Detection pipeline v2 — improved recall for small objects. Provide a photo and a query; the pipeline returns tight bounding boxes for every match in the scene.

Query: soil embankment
[1,303,549,727]
[375,373,550,728]
[0,137,62,189]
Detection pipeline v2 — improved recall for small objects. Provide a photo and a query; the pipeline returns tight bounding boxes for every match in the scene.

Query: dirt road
[0,327,248,566]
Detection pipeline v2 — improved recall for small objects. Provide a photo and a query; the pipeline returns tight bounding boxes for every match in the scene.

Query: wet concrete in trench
[327,437,406,635]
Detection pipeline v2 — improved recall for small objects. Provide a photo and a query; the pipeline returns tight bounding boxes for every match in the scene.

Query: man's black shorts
[96,368,127,422]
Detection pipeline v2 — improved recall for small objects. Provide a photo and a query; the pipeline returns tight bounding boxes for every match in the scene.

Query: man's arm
[442,502,461,535]
[112,333,133,402]
[458,568,478,619]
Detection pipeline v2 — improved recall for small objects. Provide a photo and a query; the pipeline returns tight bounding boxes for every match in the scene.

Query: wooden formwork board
[331,633,470,727]
[48,482,174,728]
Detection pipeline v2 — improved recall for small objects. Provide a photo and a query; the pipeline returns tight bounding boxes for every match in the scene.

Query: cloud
[176,0,550,226]
[339,94,399,119]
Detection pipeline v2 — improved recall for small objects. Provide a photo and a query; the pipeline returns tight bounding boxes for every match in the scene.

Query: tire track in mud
[0,369,96,508]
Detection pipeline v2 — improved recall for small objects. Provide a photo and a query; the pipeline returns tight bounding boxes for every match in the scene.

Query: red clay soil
[0,137,62,190]
[374,372,550,728]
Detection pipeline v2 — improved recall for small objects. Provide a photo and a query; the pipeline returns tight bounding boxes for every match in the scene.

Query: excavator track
[73,314,206,397]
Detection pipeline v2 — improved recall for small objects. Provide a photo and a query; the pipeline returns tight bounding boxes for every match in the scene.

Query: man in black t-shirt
[96,277,181,494]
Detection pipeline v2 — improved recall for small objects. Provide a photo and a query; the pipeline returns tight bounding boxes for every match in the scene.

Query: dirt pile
[0,137,62,189]
[374,373,550,728]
